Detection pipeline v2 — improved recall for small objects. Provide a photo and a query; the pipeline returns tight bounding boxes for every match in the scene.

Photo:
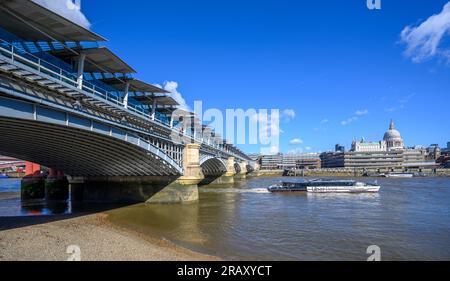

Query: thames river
[1,176,450,260]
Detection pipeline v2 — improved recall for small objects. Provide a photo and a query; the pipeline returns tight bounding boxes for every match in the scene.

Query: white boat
[268,179,380,194]
[384,173,414,178]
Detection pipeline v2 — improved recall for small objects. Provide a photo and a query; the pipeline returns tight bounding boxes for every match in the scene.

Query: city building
[351,139,387,152]
[260,153,321,170]
[258,120,441,171]
[321,120,436,170]
[295,154,321,169]
[426,144,441,160]
[320,152,345,168]
[343,150,404,170]
[280,154,299,170]
[335,144,345,153]
[260,154,282,170]
[403,147,428,164]
[321,151,404,170]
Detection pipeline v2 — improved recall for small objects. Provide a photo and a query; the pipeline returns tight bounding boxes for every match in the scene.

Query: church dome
[383,120,402,141]
[383,120,404,150]
[384,129,402,140]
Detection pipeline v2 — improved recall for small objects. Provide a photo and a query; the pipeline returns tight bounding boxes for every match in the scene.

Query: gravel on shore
[0,213,218,261]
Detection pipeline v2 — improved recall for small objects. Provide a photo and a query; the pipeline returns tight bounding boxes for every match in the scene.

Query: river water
[1,176,450,260]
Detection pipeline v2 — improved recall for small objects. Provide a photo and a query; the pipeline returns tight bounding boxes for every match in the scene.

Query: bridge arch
[234,162,242,174]
[0,96,182,177]
[199,154,227,177]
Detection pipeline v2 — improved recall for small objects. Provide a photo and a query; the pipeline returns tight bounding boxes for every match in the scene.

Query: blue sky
[78,0,450,153]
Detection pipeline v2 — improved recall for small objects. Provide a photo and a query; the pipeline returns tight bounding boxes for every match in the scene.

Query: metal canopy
[100,77,169,93]
[0,0,106,42]
[155,107,179,115]
[132,95,179,107]
[154,96,179,106]
[49,47,136,74]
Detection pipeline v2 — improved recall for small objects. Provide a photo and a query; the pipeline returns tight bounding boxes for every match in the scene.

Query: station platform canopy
[100,77,169,94]
[49,47,136,74]
[132,94,179,107]
[0,0,106,42]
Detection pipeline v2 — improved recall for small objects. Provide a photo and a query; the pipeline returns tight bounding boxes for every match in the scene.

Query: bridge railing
[0,39,251,162]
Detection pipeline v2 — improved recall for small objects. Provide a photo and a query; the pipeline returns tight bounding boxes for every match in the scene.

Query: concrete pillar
[77,53,86,90]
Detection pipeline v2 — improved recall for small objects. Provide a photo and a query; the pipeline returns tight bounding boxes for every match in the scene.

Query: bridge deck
[0,40,251,164]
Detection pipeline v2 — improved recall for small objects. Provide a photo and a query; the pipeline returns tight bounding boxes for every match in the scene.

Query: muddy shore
[0,212,218,261]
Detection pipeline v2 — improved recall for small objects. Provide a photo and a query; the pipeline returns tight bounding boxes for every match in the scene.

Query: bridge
[0,0,256,203]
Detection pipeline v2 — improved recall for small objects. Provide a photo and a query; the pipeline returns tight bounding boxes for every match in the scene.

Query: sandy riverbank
[0,212,218,261]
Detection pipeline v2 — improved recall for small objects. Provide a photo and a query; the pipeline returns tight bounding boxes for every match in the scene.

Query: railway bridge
[0,0,256,203]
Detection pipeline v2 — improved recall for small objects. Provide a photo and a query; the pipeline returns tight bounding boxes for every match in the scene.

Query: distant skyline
[73,1,449,153]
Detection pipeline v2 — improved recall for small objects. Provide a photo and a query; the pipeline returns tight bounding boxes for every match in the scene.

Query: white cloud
[341,109,369,125]
[289,138,303,145]
[320,118,329,124]
[305,146,312,151]
[32,0,91,29]
[162,81,189,110]
[341,116,358,126]
[355,109,369,116]
[282,109,296,122]
[400,2,450,63]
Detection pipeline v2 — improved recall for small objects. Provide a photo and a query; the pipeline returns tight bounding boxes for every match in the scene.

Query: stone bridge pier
[235,161,248,179]
[148,143,204,204]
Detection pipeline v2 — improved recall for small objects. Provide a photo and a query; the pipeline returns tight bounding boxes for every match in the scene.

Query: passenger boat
[268,179,380,193]
[382,173,414,178]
